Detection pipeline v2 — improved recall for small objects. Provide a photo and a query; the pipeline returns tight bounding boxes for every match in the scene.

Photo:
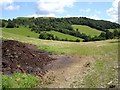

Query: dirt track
[43,54,95,88]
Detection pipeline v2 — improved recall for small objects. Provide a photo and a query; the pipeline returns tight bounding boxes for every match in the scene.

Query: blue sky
[0,0,119,22]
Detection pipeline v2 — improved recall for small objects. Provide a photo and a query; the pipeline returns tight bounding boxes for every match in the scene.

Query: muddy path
[43,54,95,88]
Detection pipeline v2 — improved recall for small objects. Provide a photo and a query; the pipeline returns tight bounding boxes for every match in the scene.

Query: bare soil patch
[2,40,54,76]
[43,54,95,88]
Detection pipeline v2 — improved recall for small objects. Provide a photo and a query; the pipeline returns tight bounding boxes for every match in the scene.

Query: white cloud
[0,0,13,4]
[106,0,120,22]
[4,4,20,10]
[36,0,76,15]
[0,0,20,11]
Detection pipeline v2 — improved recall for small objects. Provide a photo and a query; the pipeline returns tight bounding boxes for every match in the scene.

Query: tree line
[39,32,81,42]
[2,17,119,30]
[38,29,120,42]
[83,29,120,42]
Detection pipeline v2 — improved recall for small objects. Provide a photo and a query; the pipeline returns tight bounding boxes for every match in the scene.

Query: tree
[39,32,55,40]
[6,21,16,28]
[75,39,80,42]
[65,38,68,41]
[106,30,114,39]
[113,29,119,37]
[99,32,106,39]
[16,25,19,28]
[54,36,60,40]
[83,36,91,42]
[76,28,79,31]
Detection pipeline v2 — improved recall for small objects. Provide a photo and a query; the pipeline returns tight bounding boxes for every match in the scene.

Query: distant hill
[2,27,83,42]
[2,17,119,30]
[1,17,120,42]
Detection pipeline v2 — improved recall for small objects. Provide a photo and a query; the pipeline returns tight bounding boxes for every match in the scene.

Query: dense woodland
[0,17,120,42]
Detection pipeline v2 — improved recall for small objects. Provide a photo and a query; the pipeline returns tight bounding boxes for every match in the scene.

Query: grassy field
[72,25,102,37]
[108,28,120,32]
[1,27,39,38]
[70,49,118,88]
[1,29,118,88]
[2,30,118,56]
[47,31,83,41]
[2,27,83,41]
[82,52,118,88]
[108,29,114,32]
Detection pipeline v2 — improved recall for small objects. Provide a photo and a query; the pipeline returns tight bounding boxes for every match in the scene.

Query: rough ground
[2,40,96,88]
[2,40,54,76]
[43,54,95,88]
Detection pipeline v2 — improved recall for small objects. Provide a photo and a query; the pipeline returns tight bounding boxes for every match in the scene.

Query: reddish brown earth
[2,40,55,76]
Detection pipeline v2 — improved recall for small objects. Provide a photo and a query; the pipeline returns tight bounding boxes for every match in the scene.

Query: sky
[0,0,119,23]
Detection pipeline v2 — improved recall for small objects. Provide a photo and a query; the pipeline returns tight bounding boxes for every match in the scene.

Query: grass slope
[72,25,102,37]
[47,31,83,41]
[108,28,120,32]
[2,27,83,41]
[1,30,118,88]
[2,30,117,56]
[2,27,39,39]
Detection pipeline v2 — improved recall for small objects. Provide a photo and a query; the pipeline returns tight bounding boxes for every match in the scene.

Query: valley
[0,17,119,88]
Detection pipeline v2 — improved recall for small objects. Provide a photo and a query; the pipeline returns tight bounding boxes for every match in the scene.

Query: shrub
[39,32,55,40]
[2,73,39,88]
[16,26,19,28]
[6,22,16,28]
[75,39,80,42]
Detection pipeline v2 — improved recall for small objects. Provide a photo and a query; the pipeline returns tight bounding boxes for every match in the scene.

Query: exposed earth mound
[2,40,54,76]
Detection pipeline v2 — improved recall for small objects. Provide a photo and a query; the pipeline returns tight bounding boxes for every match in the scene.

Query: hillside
[2,29,118,56]
[2,27,83,41]
[46,31,83,41]
[12,17,120,30]
[1,0,120,88]
[2,27,39,38]
[1,17,120,42]
[1,28,118,88]
[72,25,102,37]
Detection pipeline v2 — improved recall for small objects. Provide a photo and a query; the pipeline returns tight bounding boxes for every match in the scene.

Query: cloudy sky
[0,0,119,23]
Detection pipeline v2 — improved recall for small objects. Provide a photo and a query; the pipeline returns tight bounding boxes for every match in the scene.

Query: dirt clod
[2,40,54,76]
[109,85,116,88]
[84,62,91,67]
